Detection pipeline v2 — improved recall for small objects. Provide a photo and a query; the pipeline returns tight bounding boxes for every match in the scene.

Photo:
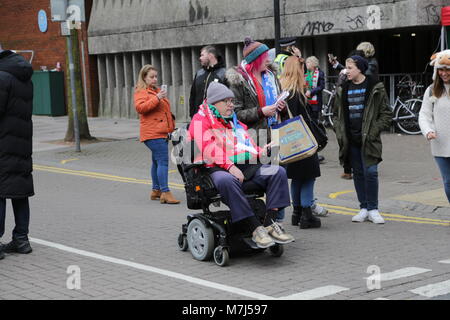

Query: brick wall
[0,0,98,116]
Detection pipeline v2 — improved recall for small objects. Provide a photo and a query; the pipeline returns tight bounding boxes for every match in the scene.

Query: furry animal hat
[430,50,450,80]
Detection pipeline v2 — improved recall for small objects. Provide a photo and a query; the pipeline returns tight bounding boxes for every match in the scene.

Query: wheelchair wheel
[177,233,188,251]
[213,246,230,267]
[187,218,214,261]
[269,244,284,257]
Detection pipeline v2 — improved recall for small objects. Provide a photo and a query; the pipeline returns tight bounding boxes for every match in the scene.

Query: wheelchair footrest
[242,237,260,250]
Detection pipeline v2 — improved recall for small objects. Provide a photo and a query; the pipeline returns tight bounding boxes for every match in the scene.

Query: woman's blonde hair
[306,56,319,68]
[135,64,158,91]
[356,42,375,58]
[280,56,306,99]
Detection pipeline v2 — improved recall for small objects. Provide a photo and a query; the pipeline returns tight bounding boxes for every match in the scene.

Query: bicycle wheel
[395,99,422,135]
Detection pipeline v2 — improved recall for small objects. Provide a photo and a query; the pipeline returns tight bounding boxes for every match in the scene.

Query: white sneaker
[352,208,368,222]
[312,203,329,217]
[368,209,385,224]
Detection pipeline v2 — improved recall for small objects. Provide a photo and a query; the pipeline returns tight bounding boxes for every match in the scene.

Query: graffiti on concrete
[189,0,209,22]
[301,21,334,36]
[346,15,365,30]
[366,5,381,30]
[346,5,386,31]
[423,4,441,24]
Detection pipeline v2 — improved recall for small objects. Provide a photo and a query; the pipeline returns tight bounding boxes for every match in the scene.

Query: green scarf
[208,105,234,123]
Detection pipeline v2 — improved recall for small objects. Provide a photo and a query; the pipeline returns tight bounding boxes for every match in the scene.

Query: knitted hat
[243,37,269,64]
[350,55,368,74]
[206,81,235,105]
[430,50,450,80]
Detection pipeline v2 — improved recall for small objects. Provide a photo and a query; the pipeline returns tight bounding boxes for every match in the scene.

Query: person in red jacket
[134,65,180,204]
[188,82,294,248]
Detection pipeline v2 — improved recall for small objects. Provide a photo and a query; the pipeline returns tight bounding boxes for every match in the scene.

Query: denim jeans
[350,145,379,210]
[290,178,315,208]
[434,157,450,203]
[144,138,170,192]
[0,198,30,240]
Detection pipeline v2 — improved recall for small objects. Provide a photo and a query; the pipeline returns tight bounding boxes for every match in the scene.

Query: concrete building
[87,0,447,121]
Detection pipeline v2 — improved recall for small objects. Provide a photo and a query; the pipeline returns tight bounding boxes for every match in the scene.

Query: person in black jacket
[0,46,34,259]
[329,42,379,82]
[280,56,323,229]
[189,45,226,118]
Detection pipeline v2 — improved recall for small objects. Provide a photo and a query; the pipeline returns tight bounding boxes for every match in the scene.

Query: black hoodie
[188,56,226,118]
[0,50,34,198]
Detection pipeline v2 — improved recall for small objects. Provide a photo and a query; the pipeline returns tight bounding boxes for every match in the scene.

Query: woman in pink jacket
[188,82,294,249]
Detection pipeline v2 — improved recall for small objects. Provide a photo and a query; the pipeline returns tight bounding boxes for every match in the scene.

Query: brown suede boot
[150,189,162,200]
[160,191,180,204]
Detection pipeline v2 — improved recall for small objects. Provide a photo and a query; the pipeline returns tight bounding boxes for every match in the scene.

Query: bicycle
[321,85,336,128]
[390,81,423,135]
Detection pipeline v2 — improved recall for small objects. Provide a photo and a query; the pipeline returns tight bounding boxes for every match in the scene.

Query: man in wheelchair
[187,82,295,249]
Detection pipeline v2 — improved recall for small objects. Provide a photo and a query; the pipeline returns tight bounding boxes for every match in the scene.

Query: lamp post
[274,0,281,55]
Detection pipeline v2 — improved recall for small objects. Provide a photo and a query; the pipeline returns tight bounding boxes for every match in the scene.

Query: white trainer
[352,208,368,222]
[312,203,329,217]
[368,209,385,224]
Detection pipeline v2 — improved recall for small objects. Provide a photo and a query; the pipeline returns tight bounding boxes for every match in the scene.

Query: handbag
[270,107,318,164]
[304,104,328,152]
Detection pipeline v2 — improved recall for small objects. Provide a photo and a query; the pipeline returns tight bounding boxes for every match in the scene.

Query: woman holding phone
[134,65,180,204]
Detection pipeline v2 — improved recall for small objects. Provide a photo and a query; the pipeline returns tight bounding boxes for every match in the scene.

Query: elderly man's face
[214,98,235,117]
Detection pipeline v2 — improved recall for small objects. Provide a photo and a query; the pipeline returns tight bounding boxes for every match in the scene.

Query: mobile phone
[161,84,167,92]
[276,91,289,105]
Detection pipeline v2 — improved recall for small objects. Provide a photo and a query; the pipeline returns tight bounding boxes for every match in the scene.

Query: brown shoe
[150,189,161,200]
[160,191,181,204]
[341,173,353,180]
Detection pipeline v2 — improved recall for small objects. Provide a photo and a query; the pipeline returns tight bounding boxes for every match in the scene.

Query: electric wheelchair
[170,126,285,267]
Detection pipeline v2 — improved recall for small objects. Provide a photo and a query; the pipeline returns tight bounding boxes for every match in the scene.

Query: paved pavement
[1,115,450,303]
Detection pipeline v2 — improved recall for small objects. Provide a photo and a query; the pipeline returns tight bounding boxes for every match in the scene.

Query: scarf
[243,62,279,127]
[200,103,259,164]
[306,69,319,105]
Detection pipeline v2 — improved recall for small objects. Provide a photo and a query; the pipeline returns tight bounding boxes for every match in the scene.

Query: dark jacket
[189,56,226,118]
[226,65,284,143]
[0,50,34,198]
[333,75,392,167]
[285,92,320,181]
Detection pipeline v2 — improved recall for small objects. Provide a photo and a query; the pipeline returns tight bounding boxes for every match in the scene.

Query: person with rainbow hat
[226,37,289,224]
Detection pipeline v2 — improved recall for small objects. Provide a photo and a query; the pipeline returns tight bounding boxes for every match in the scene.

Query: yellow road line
[34,164,450,227]
[328,190,354,199]
[34,164,185,189]
[319,203,450,223]
[326,208,450,226]
[60,158,79,165]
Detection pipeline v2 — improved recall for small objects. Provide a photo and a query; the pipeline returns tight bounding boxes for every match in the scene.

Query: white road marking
[410,280,450,298]
[29,237,273,300]
[363,267,432,282]
[438,259,450,264]
[280,285,349,300]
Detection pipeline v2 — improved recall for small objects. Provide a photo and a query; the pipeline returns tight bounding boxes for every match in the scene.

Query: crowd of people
[130,37,450,247]
[0,38,449,258]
